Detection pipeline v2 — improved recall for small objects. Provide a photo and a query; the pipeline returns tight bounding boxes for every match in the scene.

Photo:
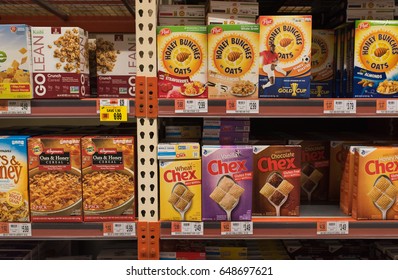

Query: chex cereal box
[31,27,89,98]
[158,143,200,160]
[259,16,312,98]
[311,30,335,98]
[353,20,398,98]
[0,136,29,222]
[352,146,398,220]
[208,24,259,99]
[253,145,301,216]
[0,25,33,99]
[202,145,252,221]
[157,26,207,98]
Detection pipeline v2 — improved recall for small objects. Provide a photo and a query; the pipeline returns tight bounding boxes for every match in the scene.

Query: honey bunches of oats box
[354,20,398,98]
[157,26,207,99]
[208,24,259,99]
[258,16,312,98]
[311,30,335,98]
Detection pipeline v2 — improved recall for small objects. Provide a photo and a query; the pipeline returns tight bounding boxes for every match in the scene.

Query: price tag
[100,106,127,122]
[221,221,253,235]
[317,221,349,235]
[226,100,259,114]
[175,99,208,113]
[0,100,31,115]
[103,222,136,237]
[171,222,203,236]
[324,100,356,114]
[96,99,130,113]
[0,223,31,237]
[376,100,398,114]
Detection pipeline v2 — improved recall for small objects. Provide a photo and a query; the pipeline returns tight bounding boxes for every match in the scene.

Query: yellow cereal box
[352,146,398,220]
[258,16,312,98]
[157,26,207,98]
[208,24,259,99]
[354,20,398,98]
[159,159,201,221]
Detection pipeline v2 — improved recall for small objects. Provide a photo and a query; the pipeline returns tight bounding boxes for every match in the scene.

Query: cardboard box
[159,18,206,26]
[353,20,398,98]
[208,1,259,16]
[252,145,301,216]
[157,143,200,160]
[165,126,202,139]
[31,27,89,98]
[310,30,335,98]
[159,5,205,18]
[258,16,312,98]
[0,25,33,99]
[207,13,256,25]
[95,34,136,98]
[347,0,394,10]
[0,136,29,222]
[28,136,82,222]
[157,26,207,98]
[81,136,135,221]
[347,9,394,21]
[202,145,252,221]
[208,24,259,99]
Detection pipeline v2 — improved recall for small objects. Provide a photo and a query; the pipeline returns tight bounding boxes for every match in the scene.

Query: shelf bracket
[31,0,69,21]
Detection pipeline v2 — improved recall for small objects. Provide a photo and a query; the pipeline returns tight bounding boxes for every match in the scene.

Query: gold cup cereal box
[0,136,29,222]
[354,20,398,98]
[0,25,33,99]
[258,16,312,98]
[208,24,259,99]
[311,30,335,98]
[159,159,202,221]
[157,26,207,98]
[352,146,398,220]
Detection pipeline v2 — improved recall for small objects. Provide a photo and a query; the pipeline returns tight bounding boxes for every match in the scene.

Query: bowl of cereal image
[29,167,82,216]
[376,80,398,95]
[83,167,135,216]
[179,81,206,97]
[229,80,257,97]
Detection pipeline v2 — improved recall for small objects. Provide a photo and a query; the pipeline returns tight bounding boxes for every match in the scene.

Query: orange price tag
[103,223,114,234]
[221,222,231,233]
[226,100,237,111]
[175,99,186,111]
[324,100,334,111]
[0,222,9,234]
[376,100,398,114]
[171,222,182,233]
[317,221,327,233]
[377,100,387,111]
[0,101,8,112]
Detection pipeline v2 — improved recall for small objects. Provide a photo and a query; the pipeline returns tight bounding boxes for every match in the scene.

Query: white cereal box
[207,13,256,25]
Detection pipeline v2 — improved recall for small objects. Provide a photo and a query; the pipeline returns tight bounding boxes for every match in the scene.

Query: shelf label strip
[0,222,32,237]
[226,100,259,114]
[175,99,208,113]
[324,100,356,114]
[376,100,398,114]
[103,222,136,237]
[221,221,253,235]
[0,100,31,115]
[317,221,349,235]
[171,222,203,236]
[100,106,128,122]
[96,99,130,113]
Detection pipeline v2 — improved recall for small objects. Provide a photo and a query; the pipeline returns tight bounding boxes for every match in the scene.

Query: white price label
[376,100,398,114]
[103,222,136,237]
[171,222,203,236]
[226,100,259,114]
[317,221,349,235]
[221,221,253,235]
[324,100,356,114]
[175,99,208,113]
[0,223,32,237]
[0,100,31,115]
[97,99,130,113]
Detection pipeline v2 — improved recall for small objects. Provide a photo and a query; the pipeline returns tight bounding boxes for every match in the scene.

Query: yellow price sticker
[100,106,128,122]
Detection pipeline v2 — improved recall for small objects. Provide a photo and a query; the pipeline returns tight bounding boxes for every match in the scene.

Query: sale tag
[324,100,356,114]
[221,221,253,235]
[175,99,208,113]
[0,100,31,115]
[376,100,398,114]
[0,223,31,237]
[317,221,349,235]
[96,99,130,113]
[171,222,203,236]
[103,222,136,237]
[100,106,127,122]
[226,100,259,114]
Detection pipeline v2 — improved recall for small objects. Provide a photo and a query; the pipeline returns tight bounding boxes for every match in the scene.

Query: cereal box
[158,18,206,26]
[311,30,335,98]
[158,5,205,18]
[159,159,201,221]
[157,26,207,98]
[353,20,398,98]
[207,13,256,25]
[208,1,259,16]
[347,0,395,10]
[0,136,29,222]
[253,145,301,216]
[352,146,398,220]
[208,24,259,99]
[258,16,312,98]
[95,34,136,98]
[158,143,200,160]
[81,136,135,221]
[28,136,82,222]
[31,27,89,98]
[202,146,252,221]
[0,25,33,99]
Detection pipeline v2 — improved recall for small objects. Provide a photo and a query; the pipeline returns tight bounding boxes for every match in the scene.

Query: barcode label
[317,221,349,235]
[103,222,136,237]
[175,99,208,113]
[324,100,356,114]
[226,100,259,114]
[221,221,253,235]
[376,100,398,114]
[97,99,130,113]
[171,222,203,236]
[0,223,32,237]
[0,100,31,115]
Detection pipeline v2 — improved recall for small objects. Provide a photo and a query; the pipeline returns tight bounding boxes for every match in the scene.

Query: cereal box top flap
[30,135,83,139]
[83,136,134,140]
[357,146,398,157]
[202,145,253,156]
[0,135,29,140]
[355,20,398,29]
[158,142,200,159]
[207,24,259,34]
[253,145,301,154]
[157,26,207,35]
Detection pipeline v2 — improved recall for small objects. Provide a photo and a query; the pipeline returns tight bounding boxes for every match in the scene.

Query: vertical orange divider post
[137,221,149,260]
[135,76,147,117]
[137,221,160,260]
[147,221,160,260]
[146,77,158,118]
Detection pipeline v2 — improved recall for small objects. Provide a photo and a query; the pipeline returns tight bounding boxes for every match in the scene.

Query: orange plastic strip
[135,76,146,117]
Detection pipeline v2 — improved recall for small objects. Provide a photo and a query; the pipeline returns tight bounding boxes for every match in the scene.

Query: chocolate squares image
[301,163,323,202]
[168,183,195,212]
[259,172,294,212]
[209,176,244,211]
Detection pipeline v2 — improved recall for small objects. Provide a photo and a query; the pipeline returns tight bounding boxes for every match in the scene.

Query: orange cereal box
[157,26,207,98]
[208,24,259,99]
[352,146,398,220]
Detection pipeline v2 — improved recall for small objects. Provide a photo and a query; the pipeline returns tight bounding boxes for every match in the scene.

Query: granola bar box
[81,136,135,222]
[202,145,252,221]
[28,136,82,222]
[0,136,30,222]
[31,27,89,98]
